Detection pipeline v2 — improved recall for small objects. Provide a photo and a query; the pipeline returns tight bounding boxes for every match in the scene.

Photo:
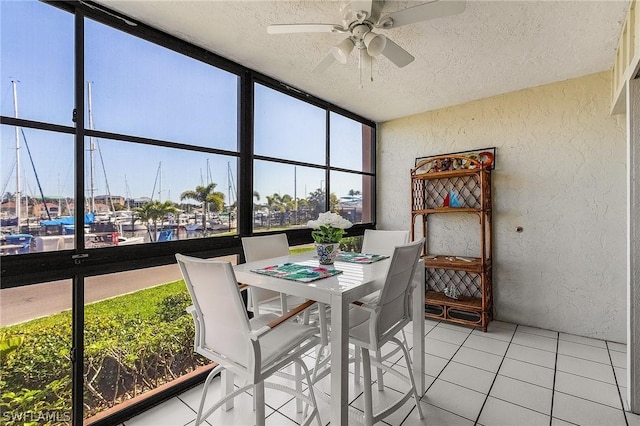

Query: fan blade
[351,0,373,21]
[377,0,466,29]
[381,38,414,67]
[267,23,345,34]
[313,51,336,74]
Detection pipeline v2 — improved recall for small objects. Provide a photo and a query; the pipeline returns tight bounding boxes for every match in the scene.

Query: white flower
[307,211,353,243]
[307,211,353,230]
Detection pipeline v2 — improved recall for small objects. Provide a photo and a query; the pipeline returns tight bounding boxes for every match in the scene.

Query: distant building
[33,202,61,218]
[128,197,153,209]
[94,195,126,207]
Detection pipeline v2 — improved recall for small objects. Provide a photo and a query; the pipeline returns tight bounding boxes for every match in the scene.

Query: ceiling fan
[267,0,466,73]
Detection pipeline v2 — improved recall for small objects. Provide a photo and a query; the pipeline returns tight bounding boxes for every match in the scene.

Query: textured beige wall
[379,72,627,342]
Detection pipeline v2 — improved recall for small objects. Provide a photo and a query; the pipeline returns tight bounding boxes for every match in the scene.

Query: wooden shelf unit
[411,154,493,331]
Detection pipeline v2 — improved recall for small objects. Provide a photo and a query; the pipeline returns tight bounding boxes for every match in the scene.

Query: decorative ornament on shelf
[308,211,353,265]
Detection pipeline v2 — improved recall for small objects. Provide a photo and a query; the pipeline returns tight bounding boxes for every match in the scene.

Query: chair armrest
[267,300,316,329]
[350,300,378,313]
[249,299,317,340]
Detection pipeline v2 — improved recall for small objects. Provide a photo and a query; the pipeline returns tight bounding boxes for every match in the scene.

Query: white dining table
[233,251,425,426]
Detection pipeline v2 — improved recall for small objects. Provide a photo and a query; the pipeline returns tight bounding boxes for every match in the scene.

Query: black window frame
[0,1,377,424]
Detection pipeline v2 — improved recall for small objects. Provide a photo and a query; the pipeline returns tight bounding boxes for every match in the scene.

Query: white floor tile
[427,325,471,346]
[620,386,629,411]
[551,417,577,426]
[614,366,626,387]
[351,385,421,425]
[552,392,627,426]
[607,341,627,353]
[472,325,515,343]
[505,343,556,369]
[462,334,509,356]
[439,361,496,394]
[424,352,450,377]
[408,401,475,425]
[451,346,504,373]
[436,321,474,334]
[512,330,557,353]
[609,349,626,368]
[487,320,517,331]
[626,409,640,426]
[556,354,616,384]
[124,397,196,426]
[498,357,555,389]
[557,340,611,364]
[423,379,485,421]
[559,332,607,348]
[516,325,558,339]
[489,375,552,415]
[424,336,461,359]
[554,371,623,409]
[478,396,550,426]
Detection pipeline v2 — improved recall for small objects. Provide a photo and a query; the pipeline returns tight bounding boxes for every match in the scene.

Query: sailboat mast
[12,80,21,223]
[87,81,96,212]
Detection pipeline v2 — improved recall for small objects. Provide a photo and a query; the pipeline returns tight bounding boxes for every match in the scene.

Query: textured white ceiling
[97,0,629,123]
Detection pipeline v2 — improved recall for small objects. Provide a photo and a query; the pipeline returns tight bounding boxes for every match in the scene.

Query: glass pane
[330,112,374,173]
[82,257,235,420]
[253,160,325,232]
[254,84,325,164]
[330,170,374,225]
[1,280,73,424]
[83,138,237,246]
[0,1,74,126]
[1,126,75,255]
[84,19,238,151]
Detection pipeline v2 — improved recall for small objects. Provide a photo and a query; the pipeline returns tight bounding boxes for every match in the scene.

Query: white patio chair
[360,229,410,256]
[358,229,412,388]
[175,254,322,426]
[241,233,307,315]
[348,238,425,425]
[243,233,330,412]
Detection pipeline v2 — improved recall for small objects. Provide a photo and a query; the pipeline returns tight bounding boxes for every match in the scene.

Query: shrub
[0,280,206,423]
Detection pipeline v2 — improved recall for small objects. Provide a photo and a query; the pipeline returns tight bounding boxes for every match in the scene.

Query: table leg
[412,259,425,394]
[330,294,348,425]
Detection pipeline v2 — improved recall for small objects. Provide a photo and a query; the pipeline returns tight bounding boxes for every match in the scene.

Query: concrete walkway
[0,255,236,327]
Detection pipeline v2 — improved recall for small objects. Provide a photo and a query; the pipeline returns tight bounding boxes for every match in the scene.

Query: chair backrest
[175,254,252,366]
[241,234,290,308]
[361,229,410,256]
[376,239,424,340]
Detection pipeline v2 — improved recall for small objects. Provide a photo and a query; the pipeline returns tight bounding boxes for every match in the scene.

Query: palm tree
[135,200,177,241]
[180,183,225,230]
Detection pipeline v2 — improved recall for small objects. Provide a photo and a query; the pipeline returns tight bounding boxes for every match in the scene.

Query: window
[85,19,238,151]
[1,1,375,423]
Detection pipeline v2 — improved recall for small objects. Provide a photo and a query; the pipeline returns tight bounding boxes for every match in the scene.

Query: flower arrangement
[307,211,353,244]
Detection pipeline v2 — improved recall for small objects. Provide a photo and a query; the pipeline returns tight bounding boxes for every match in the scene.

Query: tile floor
[123,319,639,426]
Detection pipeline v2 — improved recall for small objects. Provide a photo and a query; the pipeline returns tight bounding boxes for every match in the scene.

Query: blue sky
[1,1,367,208]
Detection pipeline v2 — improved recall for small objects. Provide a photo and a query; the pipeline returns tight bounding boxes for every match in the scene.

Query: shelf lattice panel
[426,268,482,298]
[422,175,481,209]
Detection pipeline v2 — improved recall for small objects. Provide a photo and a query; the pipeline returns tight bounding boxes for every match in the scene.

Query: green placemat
[251,262,343,283]
[335,252,389,264]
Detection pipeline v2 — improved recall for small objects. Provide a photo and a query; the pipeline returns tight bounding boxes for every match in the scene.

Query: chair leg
[255,381,266,426]
[399,338,424,420]
[196,365,223,425]
[222,369,234,411]
[295,361,303,412]
[375,348,384,391]
[354,346,361,384]
[361,348,374,426]
[296,358,323,426]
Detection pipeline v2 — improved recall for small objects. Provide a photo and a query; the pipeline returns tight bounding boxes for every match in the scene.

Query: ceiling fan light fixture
[364,32,386,56]
[331,38,355,63]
